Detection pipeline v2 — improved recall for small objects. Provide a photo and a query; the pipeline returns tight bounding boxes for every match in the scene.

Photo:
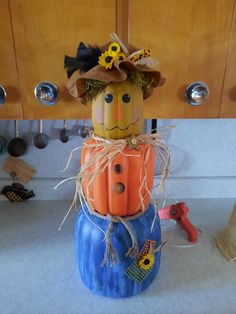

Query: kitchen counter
[0,199,235,314]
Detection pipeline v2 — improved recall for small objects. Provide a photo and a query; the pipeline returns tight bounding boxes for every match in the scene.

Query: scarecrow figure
[64,34,170,298]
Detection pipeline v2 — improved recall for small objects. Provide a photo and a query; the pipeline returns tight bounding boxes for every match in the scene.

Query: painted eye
[105,94,113,103]
[122,94,131,103]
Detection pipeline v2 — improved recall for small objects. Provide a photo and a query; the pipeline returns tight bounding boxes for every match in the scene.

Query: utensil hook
[39,120,43,134]
[15,120,19,138]
[63,120,67,129]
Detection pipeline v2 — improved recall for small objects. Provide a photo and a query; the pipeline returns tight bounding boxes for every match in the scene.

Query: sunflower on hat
[98,51,116,69]
[98,42,127,69]
[108,42,120,56]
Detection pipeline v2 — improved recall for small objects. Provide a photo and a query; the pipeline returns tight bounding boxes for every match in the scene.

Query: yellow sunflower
[138,253,155,270]
[144,48,151,57]
[118,52,127,61]
[98,51,116,69]
[108,42,120,57]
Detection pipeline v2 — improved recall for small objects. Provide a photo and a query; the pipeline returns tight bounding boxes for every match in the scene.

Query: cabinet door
[220,7,236,118]
[9,0,116,119]
[129,0,234,118]
[0,0,22,119]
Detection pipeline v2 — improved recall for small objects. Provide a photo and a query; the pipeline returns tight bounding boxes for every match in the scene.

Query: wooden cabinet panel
[9,0,116,119]
[220,5,236,118]
[0,0,22,119]
[129,0,234,119]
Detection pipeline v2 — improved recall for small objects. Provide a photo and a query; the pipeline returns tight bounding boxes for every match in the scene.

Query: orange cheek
[134,106,141,121]
[94,106,103,124]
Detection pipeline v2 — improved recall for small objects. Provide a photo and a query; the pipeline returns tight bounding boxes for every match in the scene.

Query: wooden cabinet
[220,5,236,117]
[1,0,236,119]
[129,0,235,118]
[0,0,22,119]
[9,0,116,119]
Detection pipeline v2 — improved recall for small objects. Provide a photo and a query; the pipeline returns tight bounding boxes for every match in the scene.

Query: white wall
[150,119,236,198]
[0,119,235,200]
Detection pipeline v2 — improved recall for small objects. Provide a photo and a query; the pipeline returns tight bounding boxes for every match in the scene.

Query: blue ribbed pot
[75,203,161,298]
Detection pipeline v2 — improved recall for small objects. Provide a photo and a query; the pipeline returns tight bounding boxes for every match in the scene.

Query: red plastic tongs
[157,202,198,243]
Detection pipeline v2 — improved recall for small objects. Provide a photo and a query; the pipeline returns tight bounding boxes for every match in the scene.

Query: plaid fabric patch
[125,240,157,283]
[138,240,156,261]
[6,191,23,202]
[125,261,152,283]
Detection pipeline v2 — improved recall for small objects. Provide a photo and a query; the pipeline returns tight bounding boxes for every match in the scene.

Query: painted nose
[112,103,124,121]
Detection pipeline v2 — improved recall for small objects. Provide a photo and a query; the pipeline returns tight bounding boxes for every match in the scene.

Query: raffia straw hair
[127,71,152,89]
[84,72,152,102]
[85,79,108,102]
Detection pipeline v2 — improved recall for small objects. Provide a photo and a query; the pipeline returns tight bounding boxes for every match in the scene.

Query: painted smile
[101,119,140,131]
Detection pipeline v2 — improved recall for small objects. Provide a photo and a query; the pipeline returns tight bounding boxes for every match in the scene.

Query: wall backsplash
[0,119,235,200]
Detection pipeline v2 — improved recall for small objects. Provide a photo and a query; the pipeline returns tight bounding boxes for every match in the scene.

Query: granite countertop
[0,199,235,314]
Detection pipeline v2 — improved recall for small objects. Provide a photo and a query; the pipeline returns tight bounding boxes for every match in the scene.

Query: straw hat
[64,34,165,104]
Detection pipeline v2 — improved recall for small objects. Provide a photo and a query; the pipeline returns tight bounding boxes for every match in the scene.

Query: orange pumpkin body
[81,138,155,217]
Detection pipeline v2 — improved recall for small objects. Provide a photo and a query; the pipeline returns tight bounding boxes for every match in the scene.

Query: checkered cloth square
[125,240,157,283]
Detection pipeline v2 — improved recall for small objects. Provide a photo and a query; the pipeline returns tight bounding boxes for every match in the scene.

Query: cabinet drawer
[9,0,116,119]
[129,0,234,118]
[0,0,22,119]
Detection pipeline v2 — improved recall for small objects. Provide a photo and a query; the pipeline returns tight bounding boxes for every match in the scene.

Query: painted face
[92,81,144,139]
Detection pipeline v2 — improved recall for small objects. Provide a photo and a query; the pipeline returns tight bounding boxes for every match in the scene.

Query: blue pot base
[75,203,161,298]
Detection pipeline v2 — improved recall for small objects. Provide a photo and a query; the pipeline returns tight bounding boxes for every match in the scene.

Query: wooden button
[114,164,122,173]
[113,182,125,193]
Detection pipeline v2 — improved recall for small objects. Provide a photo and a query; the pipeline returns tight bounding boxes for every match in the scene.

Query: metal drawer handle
[34,82,59,106]
[0,85,7,105]
[185,82,209,106]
